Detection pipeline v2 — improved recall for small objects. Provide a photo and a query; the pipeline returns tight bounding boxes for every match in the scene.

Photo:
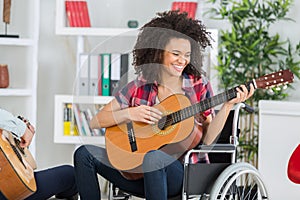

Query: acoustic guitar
[0,129,37,200]
[105,69,294,171]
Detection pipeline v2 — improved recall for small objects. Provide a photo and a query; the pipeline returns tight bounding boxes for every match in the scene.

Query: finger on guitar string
[235,85,248,102]
[17,115,33,128]
[138,106,161,124]
[27,124,35,135]
[148,107,162,121]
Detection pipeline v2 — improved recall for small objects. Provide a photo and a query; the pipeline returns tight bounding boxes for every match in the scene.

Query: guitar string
[156,87,238,129]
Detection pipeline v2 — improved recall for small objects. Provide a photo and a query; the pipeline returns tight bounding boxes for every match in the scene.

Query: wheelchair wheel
[209,162,268,200]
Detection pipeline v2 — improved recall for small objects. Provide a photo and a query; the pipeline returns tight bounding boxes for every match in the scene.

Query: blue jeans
[0,165,78,200]
[73,145,183,200]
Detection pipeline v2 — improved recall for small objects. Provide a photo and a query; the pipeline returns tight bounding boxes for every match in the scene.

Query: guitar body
[0,129,37,200]
[105,94,195,171]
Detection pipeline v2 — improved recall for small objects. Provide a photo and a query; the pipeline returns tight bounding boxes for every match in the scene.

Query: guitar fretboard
[158,81,254,130]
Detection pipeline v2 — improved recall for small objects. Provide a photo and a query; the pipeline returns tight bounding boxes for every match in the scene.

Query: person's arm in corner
[0,108,35,148]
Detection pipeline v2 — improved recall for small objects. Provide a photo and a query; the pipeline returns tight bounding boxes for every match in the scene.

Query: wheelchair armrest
[198,144,236,151]
[184,144,236,164]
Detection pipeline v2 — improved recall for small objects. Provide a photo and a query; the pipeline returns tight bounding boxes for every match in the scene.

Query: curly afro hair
[132,10,212,83]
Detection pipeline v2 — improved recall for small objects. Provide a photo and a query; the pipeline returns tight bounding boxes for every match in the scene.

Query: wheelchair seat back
[183,110,239,197]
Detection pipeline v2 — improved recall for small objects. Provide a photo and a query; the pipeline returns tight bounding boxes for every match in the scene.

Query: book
[101,53,111,96]
[73,104,86,136]
[85,108,101,136]
[68,104,79,136]
[65,0,91,27]
[65,1,77,27]
[120,53,129,89]
[110,53,121,96]
[80,111,92,136]
[171,1,198,19]
[127,53,135,83]
[97,55,102,96]
[78,54,89,95]
[78,1,91,27]
[63,103,71,136]
[89,54,100,96]
[65,1,79,27]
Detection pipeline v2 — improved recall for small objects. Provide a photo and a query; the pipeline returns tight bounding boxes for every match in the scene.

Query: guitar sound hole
[158,116,172,130]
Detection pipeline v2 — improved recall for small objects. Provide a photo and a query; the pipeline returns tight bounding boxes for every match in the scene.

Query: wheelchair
[108,103,268,200]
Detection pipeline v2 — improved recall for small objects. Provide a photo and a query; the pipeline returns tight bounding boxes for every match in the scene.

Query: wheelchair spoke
[209,163,268,200]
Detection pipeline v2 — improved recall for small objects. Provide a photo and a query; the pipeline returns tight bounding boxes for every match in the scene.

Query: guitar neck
[194,80,255,114]
[158,80,255,129]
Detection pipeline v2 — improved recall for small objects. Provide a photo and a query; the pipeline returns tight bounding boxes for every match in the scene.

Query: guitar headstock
[254,69,294,89]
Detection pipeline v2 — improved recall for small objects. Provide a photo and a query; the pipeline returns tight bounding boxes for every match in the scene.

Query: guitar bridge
[127,122,137,152]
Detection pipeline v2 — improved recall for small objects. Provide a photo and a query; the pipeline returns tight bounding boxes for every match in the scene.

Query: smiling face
[162,38,191,79]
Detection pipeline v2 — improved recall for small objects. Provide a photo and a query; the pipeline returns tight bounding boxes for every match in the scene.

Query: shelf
[0,38,35,46]
[0,0,39,157]
[54,135,105,145]
[54,95,114,145]
[55,0,175,37]
[56,27,138,37]
[0,89,33,96]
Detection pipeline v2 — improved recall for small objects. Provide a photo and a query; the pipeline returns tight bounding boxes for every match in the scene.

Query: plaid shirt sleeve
[199,76,214,117]
[186,75,215,118]
[114,80,137,109]
[114,78,157,108]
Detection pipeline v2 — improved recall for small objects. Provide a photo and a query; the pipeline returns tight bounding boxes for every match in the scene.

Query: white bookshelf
[54,95,114,145]
[0,0,40,157]
[53,0,219,146]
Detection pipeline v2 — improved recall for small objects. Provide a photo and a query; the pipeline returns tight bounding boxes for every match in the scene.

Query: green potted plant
[206,0,300,166]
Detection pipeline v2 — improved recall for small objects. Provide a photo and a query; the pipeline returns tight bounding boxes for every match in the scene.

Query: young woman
[73,10,254,200]
[0,108,78,200]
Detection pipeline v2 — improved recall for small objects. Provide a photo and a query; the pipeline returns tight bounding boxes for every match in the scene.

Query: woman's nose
[178,55,186,64]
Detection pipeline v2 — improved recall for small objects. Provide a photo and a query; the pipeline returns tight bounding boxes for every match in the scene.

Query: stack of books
[64,103,105,136]
[171,1,198,19]
[65,0,91,27]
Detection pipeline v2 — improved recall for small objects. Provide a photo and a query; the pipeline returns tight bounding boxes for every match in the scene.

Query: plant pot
[0,64,9,88]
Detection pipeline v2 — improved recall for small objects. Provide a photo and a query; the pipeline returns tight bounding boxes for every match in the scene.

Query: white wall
[259,100,300,199]
[36,1,300,171]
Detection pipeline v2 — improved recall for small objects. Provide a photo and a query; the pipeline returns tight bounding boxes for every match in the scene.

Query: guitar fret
[183,108,188,119]
[175,112,180,123]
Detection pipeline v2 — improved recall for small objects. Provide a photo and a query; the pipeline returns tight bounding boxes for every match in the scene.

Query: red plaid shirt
[114,73,214,163]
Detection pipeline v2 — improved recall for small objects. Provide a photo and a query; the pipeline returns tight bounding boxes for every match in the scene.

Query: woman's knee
[143,150,179,172]
[73,145,90,164]
[59,165,75,178]
[143,150,169,172]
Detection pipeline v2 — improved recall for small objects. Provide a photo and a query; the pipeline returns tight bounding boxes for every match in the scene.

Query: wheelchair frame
[109,103,268,200]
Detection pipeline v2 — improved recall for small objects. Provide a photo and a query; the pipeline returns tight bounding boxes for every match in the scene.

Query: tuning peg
[282,84,288,90]
[267,88,275,95]
[275,87,281,91]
